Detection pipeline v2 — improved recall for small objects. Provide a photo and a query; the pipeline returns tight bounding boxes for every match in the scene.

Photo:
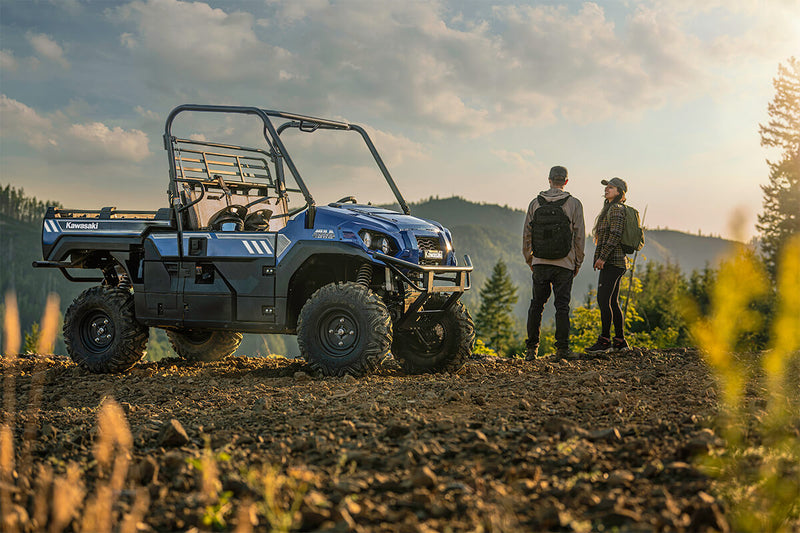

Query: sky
[1,0,798,241]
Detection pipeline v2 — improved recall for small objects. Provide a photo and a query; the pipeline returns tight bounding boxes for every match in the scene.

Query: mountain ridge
[383,197,738,326]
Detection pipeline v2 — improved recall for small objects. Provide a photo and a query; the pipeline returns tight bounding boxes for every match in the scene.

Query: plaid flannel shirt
[593,203,627,269]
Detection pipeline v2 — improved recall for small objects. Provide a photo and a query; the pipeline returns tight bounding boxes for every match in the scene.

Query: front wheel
[63,286,148,373]
[166,329,243,362]
[297,282,391,377]
[392,296,475,374]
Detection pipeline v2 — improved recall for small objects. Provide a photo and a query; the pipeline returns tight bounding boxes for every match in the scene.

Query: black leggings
[597,265,626,339]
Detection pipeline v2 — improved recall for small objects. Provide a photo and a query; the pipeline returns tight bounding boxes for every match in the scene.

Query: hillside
[0,213,90,353]
[3,197,737,356]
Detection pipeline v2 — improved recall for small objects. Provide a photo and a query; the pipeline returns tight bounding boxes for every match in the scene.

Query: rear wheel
[297,282,391,377]
[166,329,243,362]
[392,296,475,374]
[63,286,148,373]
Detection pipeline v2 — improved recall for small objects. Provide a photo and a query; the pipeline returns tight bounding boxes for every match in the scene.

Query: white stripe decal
[260,241,273,254]
[242,241,255,254]
[45,220,54,232]
[250,240,263,254]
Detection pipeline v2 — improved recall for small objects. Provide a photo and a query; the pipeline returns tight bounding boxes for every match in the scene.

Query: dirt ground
[3,348,736,532]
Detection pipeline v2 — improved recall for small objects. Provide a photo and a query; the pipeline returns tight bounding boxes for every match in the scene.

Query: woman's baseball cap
[601,177,627,192]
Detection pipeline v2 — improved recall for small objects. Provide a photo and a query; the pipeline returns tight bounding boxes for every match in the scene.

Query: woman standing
[586,177,629,353]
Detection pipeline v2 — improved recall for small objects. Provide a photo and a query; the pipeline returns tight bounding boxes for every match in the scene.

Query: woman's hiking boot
[612,337,629,351]
[585,336,612,354]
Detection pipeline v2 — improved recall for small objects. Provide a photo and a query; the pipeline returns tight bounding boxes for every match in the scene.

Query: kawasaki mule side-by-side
[34,104,475,376]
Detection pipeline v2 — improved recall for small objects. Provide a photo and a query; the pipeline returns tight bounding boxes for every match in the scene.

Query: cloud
[0,50,18,71]
[278,122,428,170]
[50,0,82,14]
[134,105,160,122]
[112,0,292,82]
[0,94,57,148]
[67,122,150,161]
[107,0,799,136]
[362,127,431,167]
[25,32,70,68]
[491,149,539,171]
[268,0,329,23]
[0,95,150,162]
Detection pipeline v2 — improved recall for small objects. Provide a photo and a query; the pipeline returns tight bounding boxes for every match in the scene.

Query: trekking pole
[623,205,647,322]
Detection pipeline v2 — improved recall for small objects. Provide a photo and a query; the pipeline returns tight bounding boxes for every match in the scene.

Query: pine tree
[758,57,800,278]
[474,259,519,356]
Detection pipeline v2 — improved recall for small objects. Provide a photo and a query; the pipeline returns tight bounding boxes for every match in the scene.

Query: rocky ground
[3,349,740,532]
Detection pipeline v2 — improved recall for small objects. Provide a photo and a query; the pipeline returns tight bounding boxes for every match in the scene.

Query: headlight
[443,230,453,252]
[358,230,395,254]
[361,231,372,248]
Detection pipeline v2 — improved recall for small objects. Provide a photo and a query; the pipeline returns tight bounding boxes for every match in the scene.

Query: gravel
[4,348,731,532]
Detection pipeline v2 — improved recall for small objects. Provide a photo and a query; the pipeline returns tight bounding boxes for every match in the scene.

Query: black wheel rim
[407,322,446,359]
[182,329,214,345]
[80,311,115,354]
[319,309,359,357]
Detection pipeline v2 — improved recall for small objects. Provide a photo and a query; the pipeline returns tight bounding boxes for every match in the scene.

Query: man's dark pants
[526,264,574,351]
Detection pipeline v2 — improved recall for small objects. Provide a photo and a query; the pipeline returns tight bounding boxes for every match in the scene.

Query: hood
[538,188,571,201]
[316,204,443,233]
[341,205,442,231]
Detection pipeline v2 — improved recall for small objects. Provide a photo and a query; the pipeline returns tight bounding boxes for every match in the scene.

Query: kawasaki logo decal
[65,221,99,230]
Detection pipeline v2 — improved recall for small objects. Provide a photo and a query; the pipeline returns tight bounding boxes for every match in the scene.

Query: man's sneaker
[585,336,612,354]
[556,347,581,360]
[612,337,629,351]
[525,345,539,361]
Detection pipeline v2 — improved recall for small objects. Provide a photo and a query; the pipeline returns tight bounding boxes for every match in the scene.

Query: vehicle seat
[244,209,273,231]
[181,182,288,231]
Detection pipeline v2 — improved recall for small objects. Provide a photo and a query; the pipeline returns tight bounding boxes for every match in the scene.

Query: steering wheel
[208,204,247,231]
[335,196,357,204]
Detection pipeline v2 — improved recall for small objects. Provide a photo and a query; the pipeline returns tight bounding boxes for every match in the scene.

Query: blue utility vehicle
[34,105,475,376]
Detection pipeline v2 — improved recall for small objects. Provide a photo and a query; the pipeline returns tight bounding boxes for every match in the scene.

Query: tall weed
[690,235,800,531]
[1,292,147,532]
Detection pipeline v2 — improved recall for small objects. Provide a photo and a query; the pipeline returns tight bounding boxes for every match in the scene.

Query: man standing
[522,165,585,359]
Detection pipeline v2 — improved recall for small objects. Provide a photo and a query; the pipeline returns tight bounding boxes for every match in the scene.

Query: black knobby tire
[297,282,392,377]
[63,286,148,373]
[166,329,243,362]
[392,296,475,374]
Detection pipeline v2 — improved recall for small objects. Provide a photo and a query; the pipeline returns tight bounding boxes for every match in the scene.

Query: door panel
[180,232,276,325]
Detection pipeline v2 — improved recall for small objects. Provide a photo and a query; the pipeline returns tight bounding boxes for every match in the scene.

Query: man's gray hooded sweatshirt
[522,188,586,272]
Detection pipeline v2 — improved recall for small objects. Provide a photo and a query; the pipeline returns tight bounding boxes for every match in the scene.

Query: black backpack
[530,195,573,260]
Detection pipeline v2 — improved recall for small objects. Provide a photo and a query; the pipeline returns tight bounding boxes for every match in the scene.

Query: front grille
[416,236,443,265]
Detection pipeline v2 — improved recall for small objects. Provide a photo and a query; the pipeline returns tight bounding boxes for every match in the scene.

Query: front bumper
[373,251,473,328]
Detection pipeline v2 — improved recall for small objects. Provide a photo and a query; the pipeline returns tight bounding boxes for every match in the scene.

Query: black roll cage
[163,104,412,236]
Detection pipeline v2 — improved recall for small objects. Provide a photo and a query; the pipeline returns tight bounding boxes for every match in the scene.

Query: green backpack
[621,204,645,254]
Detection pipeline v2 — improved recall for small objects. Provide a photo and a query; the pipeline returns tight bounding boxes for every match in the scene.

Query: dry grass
[1,291,150,532]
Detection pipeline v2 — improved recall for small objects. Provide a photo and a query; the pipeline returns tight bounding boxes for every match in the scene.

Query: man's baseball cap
[549,166,568,180]
[601,177,627,193]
